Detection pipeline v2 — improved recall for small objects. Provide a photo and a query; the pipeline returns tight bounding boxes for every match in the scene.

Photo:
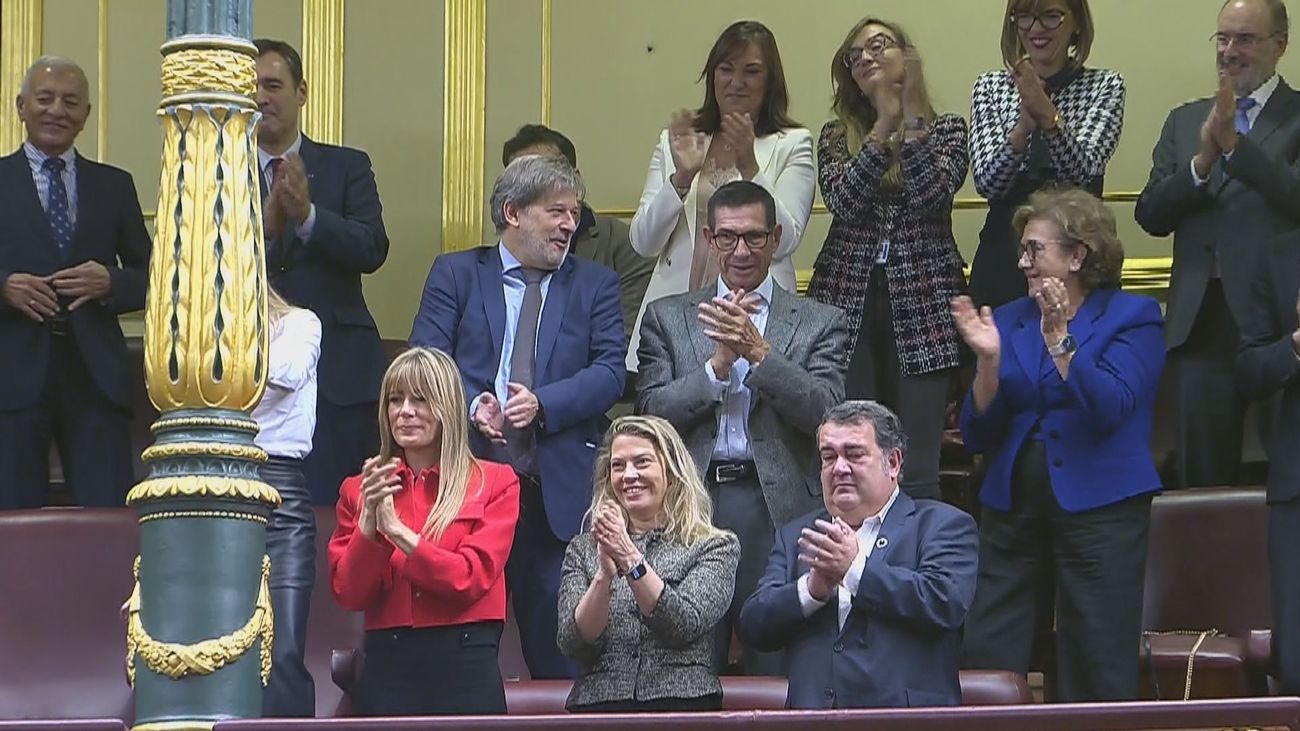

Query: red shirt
[328,458,520,630]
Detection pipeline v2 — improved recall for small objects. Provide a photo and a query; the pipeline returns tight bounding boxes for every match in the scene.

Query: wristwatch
[625,560,647,581]
[1047,333,1077,357]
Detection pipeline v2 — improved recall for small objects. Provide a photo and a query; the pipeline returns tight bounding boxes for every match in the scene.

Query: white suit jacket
[626,126,815,371]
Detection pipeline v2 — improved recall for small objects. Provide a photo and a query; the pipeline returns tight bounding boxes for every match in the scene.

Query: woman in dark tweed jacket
[808,16,969,501]
[558,415,740,712]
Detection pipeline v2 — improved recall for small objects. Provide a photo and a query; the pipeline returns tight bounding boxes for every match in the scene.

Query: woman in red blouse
[328,347,520,716]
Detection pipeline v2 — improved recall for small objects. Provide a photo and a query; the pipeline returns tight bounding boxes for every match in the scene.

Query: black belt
[707,460,756,484]
[49,315,69,337]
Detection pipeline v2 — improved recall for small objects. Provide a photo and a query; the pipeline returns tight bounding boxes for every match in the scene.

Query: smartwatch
[625,561,647,581]
[1048,333,1077,358]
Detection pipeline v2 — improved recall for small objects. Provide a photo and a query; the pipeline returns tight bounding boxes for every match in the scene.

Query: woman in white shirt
[628,19,815,371]
[254,287,322,717]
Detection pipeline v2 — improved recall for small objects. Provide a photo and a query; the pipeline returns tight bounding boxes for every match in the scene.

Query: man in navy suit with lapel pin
[0,56,150,509]
[409,154,626,679]
[253,39,390,506]
[738,400,978,709]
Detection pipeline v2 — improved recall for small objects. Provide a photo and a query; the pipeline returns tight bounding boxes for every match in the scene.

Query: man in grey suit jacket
[1136,0,1300,487]
[636,180,848,674]
[738,401,979,709]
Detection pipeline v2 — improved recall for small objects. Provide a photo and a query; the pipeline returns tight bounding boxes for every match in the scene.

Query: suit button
[1049,431,1060,439]
[824,688,835,699]
[833,642,844,653]
[1052,458,1063,467]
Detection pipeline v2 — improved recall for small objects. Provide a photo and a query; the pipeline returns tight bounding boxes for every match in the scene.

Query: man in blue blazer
[738,401,978,709]
[0,56,150,509]
[254,39,390,506]
[410,155,626,678]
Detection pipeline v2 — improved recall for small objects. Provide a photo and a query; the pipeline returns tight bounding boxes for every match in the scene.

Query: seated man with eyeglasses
[635,179,848,676]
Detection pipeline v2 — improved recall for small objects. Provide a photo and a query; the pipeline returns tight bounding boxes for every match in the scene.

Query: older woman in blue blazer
[952,188,1164,703]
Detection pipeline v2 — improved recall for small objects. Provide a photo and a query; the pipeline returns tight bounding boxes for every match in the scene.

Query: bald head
[1217,0,1290,95]
[16,56,90,156]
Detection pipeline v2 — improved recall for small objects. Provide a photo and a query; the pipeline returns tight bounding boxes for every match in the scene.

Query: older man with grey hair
[410,154,626,679]
[738,400,978,709]
[0,55,150,509]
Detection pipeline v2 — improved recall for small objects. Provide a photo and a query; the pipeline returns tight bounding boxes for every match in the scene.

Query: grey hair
[1221,0,1290,37]
[488,154,585,233]
[20,56,86,97]
[821,400,908,462]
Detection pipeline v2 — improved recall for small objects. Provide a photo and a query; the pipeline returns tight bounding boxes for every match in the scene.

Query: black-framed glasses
[841,33,899,68]
[710,229,774,251]
[1210,31,1280,50]
[1018,237,1082,263]
[1010,9,1067,32]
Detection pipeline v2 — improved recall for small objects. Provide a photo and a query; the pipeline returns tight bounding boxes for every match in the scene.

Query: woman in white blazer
[629,20,815,371]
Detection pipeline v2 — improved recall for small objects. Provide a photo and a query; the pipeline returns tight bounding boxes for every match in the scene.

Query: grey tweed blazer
[557,529,740,709]
[636,284,849,527]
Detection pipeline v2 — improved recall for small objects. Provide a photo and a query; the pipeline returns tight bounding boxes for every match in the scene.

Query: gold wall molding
[443,0,487,252]
[301,0,345,144]
[540,0,552,125]
[0,0,42,153]
[97,0,108,160]
[596,191,1143,219]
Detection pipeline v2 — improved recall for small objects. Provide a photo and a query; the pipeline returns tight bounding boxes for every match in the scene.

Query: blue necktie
[42,157,72,256]
[1235,97,1258,137]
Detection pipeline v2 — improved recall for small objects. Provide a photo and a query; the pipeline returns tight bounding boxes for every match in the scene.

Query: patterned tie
[505,267,548,472]
[267,157,284,187]
[1235,97,1257,136]
[43,157,72,256]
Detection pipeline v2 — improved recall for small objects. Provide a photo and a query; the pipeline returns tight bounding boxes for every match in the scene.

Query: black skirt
[356,622,507,716]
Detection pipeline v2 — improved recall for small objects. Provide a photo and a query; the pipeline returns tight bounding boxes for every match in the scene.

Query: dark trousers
[0,334,132,508]
[302,400,377,505]
[1271,500,1300,694]
[709,470,783,676]
[571,693,723,713]
[846,267,950,499]
[259,457,317,717]
[356,622,507,716]
[962,441,1153,702]
[1169,281,1251,488]
[505,480,577,679]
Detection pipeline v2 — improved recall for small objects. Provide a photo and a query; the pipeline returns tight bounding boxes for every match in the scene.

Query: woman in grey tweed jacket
[558,415,740,712]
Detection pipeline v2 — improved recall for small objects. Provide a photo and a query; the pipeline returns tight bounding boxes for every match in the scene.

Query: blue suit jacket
[409,245,626,540]
[960,288,1165,513]
[738,493,979,709]
[0,149,150,410]
[268,135,389,407]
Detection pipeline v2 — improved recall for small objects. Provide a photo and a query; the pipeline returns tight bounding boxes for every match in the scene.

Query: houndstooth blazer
[557,529,740,709]
[808,115,970,377]
[970,67,1125,200]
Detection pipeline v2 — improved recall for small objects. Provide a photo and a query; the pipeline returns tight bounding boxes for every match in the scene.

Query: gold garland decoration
[160,47,256,98]
[151,416,259,435]
[141,442,267,463]
[127,476,281,506]
[126,555,274,687]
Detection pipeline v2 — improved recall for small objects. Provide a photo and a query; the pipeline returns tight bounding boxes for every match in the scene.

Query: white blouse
[253,307,322,459]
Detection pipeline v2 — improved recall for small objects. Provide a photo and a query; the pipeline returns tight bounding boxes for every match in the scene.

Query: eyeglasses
[1010,10,1068,32]
[1017,238,1080,262]
[1210,31,1280,50]
[841,33,899,68]
[710,229,774,251]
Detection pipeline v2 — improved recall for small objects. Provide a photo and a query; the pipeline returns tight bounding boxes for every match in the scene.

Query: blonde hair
[1000,0,1095,69]
[1012,187,1124,289]
[266,286,295,325]
[376,347,482,540]
[587,415,726,547]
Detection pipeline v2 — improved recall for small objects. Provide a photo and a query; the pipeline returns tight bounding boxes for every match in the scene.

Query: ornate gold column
[0,0,43,152]
[300,0,345,144]
[442,0,487,252]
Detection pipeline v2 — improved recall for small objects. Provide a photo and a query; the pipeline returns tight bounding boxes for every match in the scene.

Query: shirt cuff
[295,203,317,241]
[797,573,831,618]
[469,393,485,418]
[703,360,728,401]
[843,560,865,599]
[1189,157,1210,187]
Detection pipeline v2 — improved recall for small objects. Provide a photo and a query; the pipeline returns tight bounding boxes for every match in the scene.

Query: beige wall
[20,0,1300,336]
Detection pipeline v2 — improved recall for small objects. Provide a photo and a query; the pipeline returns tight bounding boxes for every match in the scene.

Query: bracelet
[1043,111,1064,136]
[903,116,927,133]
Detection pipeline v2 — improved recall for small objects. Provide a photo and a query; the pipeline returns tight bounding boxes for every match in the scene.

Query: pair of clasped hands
[472,384,539,445]
[355,456,418,549]
[699,289,770,379]
[668,109,760,184]
[951,277,1075,360]
[262,153,312,237]
[3,261,110,322]
[590,504,645,581]
[1008,55,1065,151]
[1195,71,1251,179]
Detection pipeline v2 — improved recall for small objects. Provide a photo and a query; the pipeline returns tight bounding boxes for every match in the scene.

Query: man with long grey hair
[410,154,627,679]
[739,400,979,708]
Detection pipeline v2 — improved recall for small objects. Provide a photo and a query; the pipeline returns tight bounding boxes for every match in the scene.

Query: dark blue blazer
[960,288,1165,513]
[268,135,389,407]
[408,245,626,540]
[738,493,979,709]
[0,149,150,410]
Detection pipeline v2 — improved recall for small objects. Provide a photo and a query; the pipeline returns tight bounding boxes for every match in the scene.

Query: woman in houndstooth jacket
[968,0,1124,309]
[807,16,968,500]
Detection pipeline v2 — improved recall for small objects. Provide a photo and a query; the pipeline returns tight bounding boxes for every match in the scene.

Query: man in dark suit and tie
[253,39,390,505]
[0,56,150,509]
[738,401,978,709]
[409,154,626,678]
[1136,0,1300,487]
[635,180,848,674]
[1238,230,1300,695]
